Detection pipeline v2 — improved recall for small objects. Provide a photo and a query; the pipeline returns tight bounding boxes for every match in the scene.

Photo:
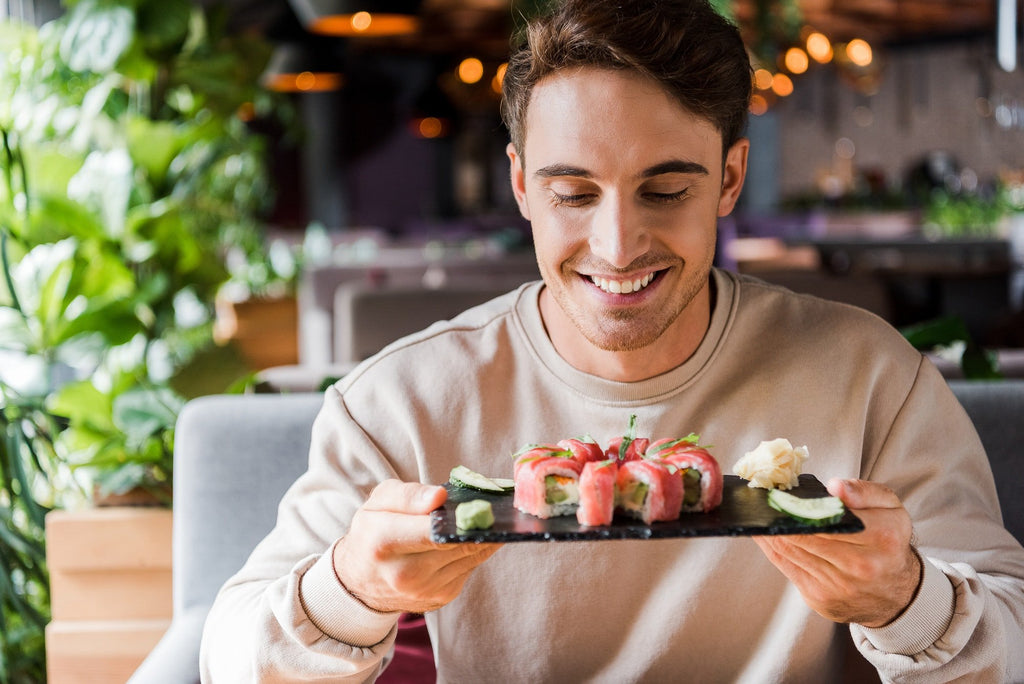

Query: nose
[587,195,650,269]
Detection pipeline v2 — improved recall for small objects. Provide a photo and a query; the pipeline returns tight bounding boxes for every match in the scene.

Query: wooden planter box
[214,295,299,371]
[45,507,173,684]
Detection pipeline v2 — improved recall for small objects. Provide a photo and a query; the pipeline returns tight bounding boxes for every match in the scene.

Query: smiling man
[508,67,746,380]
[201,1,1024,682]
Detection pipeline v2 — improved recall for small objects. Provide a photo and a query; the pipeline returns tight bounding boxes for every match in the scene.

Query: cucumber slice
[449,465,506,493]
[490,477,515,492]
[767,488,845,526]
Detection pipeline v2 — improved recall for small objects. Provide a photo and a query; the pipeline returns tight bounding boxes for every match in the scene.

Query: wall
[771,39,1024,202]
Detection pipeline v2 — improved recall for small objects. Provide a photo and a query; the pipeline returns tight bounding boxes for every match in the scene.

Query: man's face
[508,67,748,379]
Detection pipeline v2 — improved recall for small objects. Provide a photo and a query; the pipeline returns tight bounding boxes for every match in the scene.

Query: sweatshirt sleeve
[200,386,407,682]
[850,359,1024,683]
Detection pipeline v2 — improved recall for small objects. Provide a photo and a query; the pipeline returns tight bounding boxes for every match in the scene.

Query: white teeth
[591,273,654,294]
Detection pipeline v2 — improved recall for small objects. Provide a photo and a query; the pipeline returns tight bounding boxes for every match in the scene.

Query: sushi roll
[513,455,584,519]
[558,436,606,465]
[604,414,648,465]
[576,459,618,526]
[648,438,723,513]
[605,435,648,464]
[615,459,683,524]
[512,443,572,478]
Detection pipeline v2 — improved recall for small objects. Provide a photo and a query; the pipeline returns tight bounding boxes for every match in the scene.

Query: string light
[350,11,372,31]
[749,28,874,112]
[846,39,873,67]
[310,11,419,37]
[457,57,484,84]
[749,93,769,116]
[805,32,833,63]
[491,62,507,94]
[784,46,809,74]
[771,72,794,97]
[414,116,445,139]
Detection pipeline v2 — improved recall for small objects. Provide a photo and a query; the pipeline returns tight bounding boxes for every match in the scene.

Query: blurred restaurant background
[4,0,1024,378]
[1,0,1024,680]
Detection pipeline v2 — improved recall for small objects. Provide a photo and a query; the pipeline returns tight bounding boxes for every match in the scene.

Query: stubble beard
[550,254,713,353]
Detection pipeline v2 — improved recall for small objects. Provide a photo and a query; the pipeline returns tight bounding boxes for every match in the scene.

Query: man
[201,0,1024,681]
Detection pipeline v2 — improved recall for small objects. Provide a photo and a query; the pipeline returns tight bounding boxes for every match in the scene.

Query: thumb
[826,477,901,510]
[365,479,448,514]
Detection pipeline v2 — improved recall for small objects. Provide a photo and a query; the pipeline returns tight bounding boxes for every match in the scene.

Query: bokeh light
[771,72,794,97]
[458,57,484,84]
[784,47,809,75]
[806,32,833,63]
[846,39,873,67]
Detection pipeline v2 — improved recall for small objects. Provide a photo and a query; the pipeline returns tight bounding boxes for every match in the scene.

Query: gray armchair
[128,393,324,683]
[129,381,1024,682]
[946,380,1024,544]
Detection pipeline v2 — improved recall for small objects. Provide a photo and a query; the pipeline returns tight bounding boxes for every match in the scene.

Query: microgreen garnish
[618,414,638,462]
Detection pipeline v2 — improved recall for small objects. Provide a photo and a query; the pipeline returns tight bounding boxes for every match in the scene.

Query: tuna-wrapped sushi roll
[576,459,618,526]
[557,436,606,465]
[605,415,648,464]
[513,455,583,519]
[615,459,683,524]
[512,444,572,478]
[647,438,723,513]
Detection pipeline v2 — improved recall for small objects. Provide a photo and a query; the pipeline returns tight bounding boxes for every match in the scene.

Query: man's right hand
[332,479,502,614]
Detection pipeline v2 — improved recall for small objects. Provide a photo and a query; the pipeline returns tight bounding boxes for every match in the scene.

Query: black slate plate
[430,474,863,543]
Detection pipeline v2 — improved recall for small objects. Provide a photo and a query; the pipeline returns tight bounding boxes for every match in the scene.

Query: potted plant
[0,0,279,677]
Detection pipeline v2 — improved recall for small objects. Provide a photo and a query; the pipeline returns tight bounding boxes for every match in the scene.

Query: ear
[507,142,532,221]
[717,138,749,217]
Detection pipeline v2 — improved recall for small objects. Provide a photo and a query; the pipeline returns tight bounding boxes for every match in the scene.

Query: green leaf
[47,380,114,432]
[21,195,107,245]
[112,35,158,82]
[126,118,181,188]
[899,316,972,350]
[0,309,32,352]
[34,250,74,346]
[136,0,192,58]
[961,347,1003,380]
[66,149,133,239]
[59,0,135,74]
[167,341,251,399]
[7,431,50,529]
[19,144,85,204]
[93,462,149,496]
[112,386,181,447]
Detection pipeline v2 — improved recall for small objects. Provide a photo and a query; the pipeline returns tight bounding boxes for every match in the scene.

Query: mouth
[589,270,663,295]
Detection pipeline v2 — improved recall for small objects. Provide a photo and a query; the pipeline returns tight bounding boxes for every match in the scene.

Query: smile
[590,271,659,294]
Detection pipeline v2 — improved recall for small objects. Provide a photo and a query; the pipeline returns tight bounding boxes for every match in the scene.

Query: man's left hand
[753,478,922,628]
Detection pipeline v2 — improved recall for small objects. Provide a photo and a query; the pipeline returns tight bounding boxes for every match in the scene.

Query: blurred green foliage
[0,0,279,677]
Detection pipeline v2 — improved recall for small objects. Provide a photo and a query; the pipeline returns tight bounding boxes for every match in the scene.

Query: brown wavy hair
[501,0,752,158]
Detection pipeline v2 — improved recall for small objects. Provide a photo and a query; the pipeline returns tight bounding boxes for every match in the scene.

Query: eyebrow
[642,160,709,178]
[534,164,591,179]
[533,159,709,180]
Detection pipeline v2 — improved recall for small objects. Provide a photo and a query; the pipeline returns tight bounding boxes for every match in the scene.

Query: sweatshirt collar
[514,268,738,404]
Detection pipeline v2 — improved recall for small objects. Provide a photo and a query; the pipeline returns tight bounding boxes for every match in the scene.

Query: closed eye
[548,190,595,207]
[643,188,689,204]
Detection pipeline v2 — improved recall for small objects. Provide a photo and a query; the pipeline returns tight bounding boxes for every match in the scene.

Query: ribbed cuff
[859,556,955,655]
[298,540,401,648]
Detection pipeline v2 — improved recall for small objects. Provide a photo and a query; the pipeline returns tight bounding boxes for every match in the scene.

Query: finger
[363,479,448,515]
[427,543,503,579]
[368,543,503,609]
[363,509,450,554]
[755,535,840,576]
[826,478,901,510]
[416,544,504,604]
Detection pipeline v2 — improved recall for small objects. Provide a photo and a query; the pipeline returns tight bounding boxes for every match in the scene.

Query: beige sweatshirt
[201,268,1024,683]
